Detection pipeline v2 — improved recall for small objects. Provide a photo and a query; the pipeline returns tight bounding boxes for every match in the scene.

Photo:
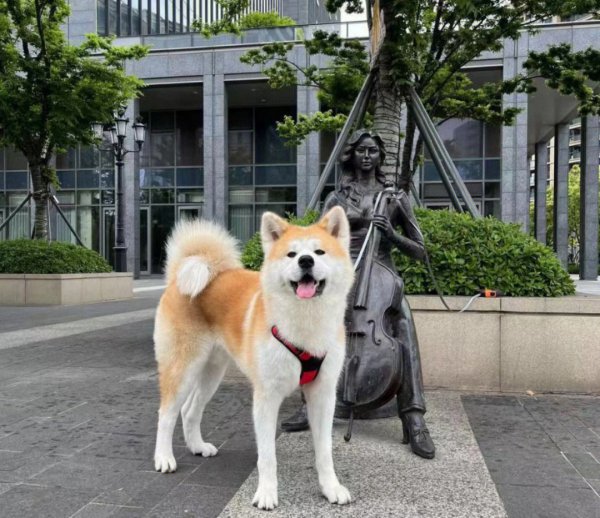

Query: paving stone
[71,502,145,518]
[0,483,98,518]
[146,483,238,518]
[495,484,600,518]
[30,457,143,491]
[563,452,600,480]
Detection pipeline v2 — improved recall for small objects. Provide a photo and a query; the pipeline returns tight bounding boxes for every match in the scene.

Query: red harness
[271,326,325,385]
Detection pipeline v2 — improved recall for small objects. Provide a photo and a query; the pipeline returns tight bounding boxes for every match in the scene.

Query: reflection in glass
[57,170,75,189]
[151,205,174,273]
[77,206,100,250]
[151,189,175,203]
[228,131,252,165]
[176,189,204,203]
[176,111,203,166]
[176,168,203,186]
[229,166,252,186]
[77,190,101,205]
[455,160,483,180]
[77,169,100,189]
[255,107,296,164]
[229,205,253,242]
[5,171,28,190]
[255,165,296,185]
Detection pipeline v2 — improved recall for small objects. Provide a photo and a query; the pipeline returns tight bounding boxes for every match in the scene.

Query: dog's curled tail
[165,219,242,298]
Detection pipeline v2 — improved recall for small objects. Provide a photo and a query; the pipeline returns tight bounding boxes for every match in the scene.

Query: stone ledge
[408,295,600,395]
[0,273,133,306]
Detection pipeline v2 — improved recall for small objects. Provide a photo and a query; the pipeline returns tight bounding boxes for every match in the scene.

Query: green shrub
[394,209,575,297]
[0,239,112,274]
[239,12,295,30]
[242,208,575,297]
[241,210,319,270]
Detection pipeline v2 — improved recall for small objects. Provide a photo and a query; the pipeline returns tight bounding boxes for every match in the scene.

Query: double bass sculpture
[282,130,435,460]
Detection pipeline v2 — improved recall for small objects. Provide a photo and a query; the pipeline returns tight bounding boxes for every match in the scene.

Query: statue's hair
[338,130,387,204]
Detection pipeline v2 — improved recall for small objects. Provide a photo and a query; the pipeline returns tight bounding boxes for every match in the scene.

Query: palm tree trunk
[372,48,403,185]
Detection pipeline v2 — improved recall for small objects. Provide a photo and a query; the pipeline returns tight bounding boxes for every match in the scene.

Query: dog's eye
[315,249,325,255]
[287,251,297,258]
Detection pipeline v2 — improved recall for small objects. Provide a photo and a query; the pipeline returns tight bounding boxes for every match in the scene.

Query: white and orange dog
[153,207,354,510]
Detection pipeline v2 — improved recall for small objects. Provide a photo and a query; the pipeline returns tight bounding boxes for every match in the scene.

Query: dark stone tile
[30,457,142,491]
[0,483,98,518]
[495,484,600,518]
[564,452,600,480]
[145,483,238,518]
[93,463,198,508]
[71,502,144,518]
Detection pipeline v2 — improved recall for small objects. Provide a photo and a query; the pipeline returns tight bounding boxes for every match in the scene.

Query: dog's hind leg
[181,347,229,457]
[154,351,207,474]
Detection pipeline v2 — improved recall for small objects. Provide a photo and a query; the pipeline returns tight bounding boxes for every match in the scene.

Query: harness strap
[271,326,325,385]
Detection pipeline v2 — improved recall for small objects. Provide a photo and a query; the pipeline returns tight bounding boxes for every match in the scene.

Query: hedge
[241,208,575,297]
[0,239,112,274]
[394,209,574,297]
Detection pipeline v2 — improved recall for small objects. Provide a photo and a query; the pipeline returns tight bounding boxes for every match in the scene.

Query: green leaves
[394,209,575,297]
[525,44,600,115]
[0,239,112,273]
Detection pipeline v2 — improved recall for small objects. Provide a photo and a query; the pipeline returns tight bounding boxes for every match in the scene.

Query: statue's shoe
[281,403,309,432]
[401,410,436,459]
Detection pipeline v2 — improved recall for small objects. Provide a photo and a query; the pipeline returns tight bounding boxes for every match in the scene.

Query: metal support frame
[306,68,481,218]
[0,191,84,246]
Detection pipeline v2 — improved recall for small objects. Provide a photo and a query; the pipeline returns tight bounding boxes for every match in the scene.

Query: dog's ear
[261,211,289,255]
[319,206,350,250]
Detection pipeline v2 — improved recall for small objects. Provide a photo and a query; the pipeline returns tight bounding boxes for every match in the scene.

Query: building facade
[1,2,598,278]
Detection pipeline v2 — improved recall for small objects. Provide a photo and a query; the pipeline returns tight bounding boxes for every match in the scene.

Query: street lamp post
[91,113,146,273]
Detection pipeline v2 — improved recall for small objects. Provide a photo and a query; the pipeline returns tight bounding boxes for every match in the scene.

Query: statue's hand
[372,214,395,240]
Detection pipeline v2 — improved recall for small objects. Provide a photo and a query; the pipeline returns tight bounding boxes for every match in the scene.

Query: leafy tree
[197,0,600,191]
[0,0,147,240]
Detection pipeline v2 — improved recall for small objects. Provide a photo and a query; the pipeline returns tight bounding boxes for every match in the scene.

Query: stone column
[123,100,140,277]
[579,115,599,280]
[296,84,320,214]
[553,123,570,268]
[501,35,530,230]
[203,74,228,224]
[534,141,548,244]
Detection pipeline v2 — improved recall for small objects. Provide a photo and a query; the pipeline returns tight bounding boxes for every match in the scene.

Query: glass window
[108,0,118,34]
[120,0,130,34]
[151,205,174,273]
[77,169,100,189]
[176,167,203,186]
[176,189,203,203]
[131,0,141,35]
[229,131,253,165]
[255,165,296,185]
[6,148,27,170]
[255,187,296,203]
[229,205,254,242]
[229,166,252,186]
[437,119,482,159]
[57,171,76,189]
[98,0,107,34]
[151,189,175,203]
[229,108,253,130]
[255,107,296,164]
[456,160,483,180]
[229,188,254,204]
[55,191,76,204]
[484,200,501,219]
[0,172,3,191]
[255,204,296,228]
[423,162,439,181]
[100,169,115,188]
[102,190,115,204]
[77,190,101,205]
[150,168,174,187]
[56,148,77,170]
[80,146,97,169]
[78,206,100,250]
[150,112,175,166]
[484,182,501,198]
[485,159,501,180]
[176,111,203,166]
[485,124,501,157]
[5,171,28,189]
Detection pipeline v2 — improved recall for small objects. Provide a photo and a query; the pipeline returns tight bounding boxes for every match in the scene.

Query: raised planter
[0,273,133,306]
[408,295,600,395]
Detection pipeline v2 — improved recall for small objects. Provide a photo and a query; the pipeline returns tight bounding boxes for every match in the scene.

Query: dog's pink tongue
[296,281,317,299]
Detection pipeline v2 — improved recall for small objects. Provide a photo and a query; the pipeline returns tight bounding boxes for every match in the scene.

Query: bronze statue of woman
[282,129,435,460]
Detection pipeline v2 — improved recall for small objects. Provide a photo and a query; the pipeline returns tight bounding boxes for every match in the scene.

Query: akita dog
[153,207,354,510]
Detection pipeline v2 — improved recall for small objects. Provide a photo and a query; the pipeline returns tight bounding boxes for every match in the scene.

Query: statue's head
[339,130,387,190]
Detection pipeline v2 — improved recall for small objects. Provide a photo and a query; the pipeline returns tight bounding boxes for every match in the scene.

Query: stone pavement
[0,283,598,517]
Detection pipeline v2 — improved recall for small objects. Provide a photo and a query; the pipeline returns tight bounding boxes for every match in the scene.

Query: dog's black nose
[298,255,314,270]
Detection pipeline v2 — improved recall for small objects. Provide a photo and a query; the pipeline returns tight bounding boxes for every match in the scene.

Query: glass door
[178,206,202,221]
[102,207,115,270]
[140,207,150,275]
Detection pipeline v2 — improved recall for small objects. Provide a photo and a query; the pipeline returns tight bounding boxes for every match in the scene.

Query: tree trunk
[29,162,49,240]
[372,47,403,186]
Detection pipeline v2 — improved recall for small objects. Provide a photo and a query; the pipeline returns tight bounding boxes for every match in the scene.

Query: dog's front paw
[154,454,177,473]
[322,483,352,505]
[252,485,278,510]
[188,440,218,457]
